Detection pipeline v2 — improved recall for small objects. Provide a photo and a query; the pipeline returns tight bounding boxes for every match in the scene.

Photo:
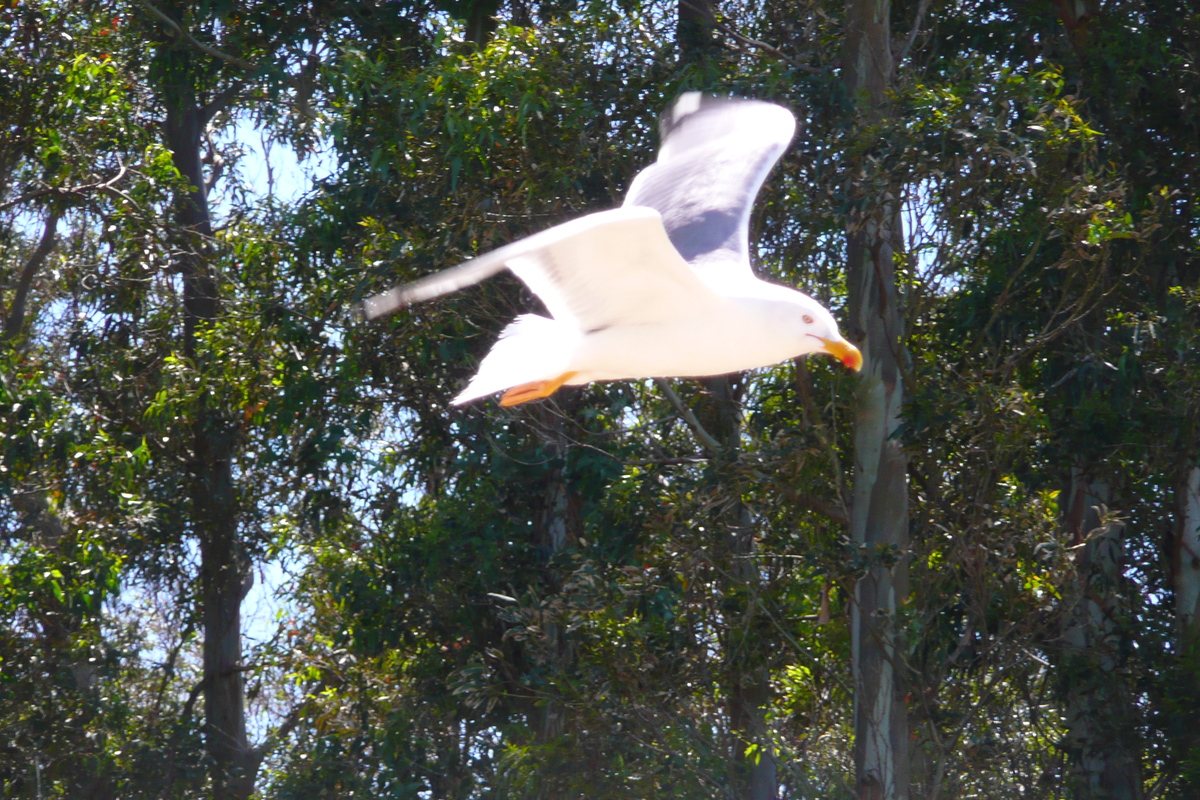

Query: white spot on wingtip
[673,92,702,122]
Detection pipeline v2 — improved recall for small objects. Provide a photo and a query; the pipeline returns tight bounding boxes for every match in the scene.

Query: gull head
[783,294,863,372]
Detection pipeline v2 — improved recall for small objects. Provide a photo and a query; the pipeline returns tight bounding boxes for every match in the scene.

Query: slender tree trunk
[160,57,254,800]
[700,377,778,800]
[842,1,910,798]
[527,406,581,796]
[678,0,718,61]
[464,0,500,45]
[669,3,774,794]
[1060,471,1144,800]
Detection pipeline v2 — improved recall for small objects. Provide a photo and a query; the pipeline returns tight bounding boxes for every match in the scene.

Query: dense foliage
[1,0,1198,798]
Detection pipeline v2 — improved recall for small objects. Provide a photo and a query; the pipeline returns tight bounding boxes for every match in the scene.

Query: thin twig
[715,19,821,75]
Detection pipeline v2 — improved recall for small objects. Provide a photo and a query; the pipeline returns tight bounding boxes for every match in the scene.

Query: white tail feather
[452,315,579,405]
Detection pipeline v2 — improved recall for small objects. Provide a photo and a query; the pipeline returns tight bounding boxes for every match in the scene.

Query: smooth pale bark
[159,48,255,800]
[1176,467,1200,645]
[1060,473,1144,800]
[842,0,910,798]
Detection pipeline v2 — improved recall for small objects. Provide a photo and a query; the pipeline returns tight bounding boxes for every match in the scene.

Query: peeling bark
[842,0,911,797]
[1060,472,1144,800]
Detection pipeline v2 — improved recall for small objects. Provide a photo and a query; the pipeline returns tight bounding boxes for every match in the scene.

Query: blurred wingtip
[359,286,408,321]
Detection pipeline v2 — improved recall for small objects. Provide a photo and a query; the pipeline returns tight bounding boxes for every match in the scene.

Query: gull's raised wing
[361,206,724,332]
[623,93,796,278]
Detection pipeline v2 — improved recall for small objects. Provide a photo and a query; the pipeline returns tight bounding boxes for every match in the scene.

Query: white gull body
[362,93,861,406]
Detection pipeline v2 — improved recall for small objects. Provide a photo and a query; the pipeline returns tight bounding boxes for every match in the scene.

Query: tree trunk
[527,406,581,796]
[1060,471,1144,800]
[669,2,774,793]
[678,0,718,62]
[1170,468,1200,800]
[1176,467,1200,647]
[160,56,254,800]
[701,376,778,800]
[842,1,910,798]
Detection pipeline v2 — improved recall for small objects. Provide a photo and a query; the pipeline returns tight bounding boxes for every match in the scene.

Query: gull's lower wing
[361,206,722,327]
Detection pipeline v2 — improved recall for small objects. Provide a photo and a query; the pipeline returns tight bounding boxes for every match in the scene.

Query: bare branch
[683,3,821,75]
[136,0,258,72]
[3,209,60,341]
[250,700,306,768]
[655,379,722,454]
[0,163,131,213]
[895,0,932,65]
[200,81,248,127]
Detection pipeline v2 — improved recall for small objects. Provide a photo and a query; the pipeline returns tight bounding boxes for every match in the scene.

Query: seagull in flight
[362,93,862,406]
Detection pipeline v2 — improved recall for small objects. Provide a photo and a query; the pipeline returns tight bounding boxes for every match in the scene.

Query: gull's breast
[566,296,799,383]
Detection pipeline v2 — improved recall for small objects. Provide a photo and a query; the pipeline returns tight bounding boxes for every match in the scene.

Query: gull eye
[802,314,815,325]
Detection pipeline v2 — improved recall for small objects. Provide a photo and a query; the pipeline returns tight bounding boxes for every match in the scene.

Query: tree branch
[200,81,248,127]
[895,0,931,65]
[655,379,722,454]
[0,163,130,213]
[693,6,821,75]
[250,700,306,768]
[3,209,60,341]
[9,486,68,546]
[136,0,259,72]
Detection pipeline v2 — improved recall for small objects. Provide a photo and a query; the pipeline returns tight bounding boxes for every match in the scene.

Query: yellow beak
[817,337,863,372]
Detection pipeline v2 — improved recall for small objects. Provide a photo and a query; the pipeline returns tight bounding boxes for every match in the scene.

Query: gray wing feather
[624,93,796,275]
[359,245,515,319]
[360,206,721,326]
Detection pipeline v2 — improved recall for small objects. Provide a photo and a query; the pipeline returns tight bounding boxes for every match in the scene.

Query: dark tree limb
[3,209,61,341]
[895,0,931,64]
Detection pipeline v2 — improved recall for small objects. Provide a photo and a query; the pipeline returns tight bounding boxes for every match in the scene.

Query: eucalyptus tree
[5,1,1199,799]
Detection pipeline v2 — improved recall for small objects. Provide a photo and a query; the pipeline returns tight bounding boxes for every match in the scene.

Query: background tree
[3,1,1200,799]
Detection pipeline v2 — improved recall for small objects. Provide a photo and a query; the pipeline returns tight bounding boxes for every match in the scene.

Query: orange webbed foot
[499,372,578,406]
